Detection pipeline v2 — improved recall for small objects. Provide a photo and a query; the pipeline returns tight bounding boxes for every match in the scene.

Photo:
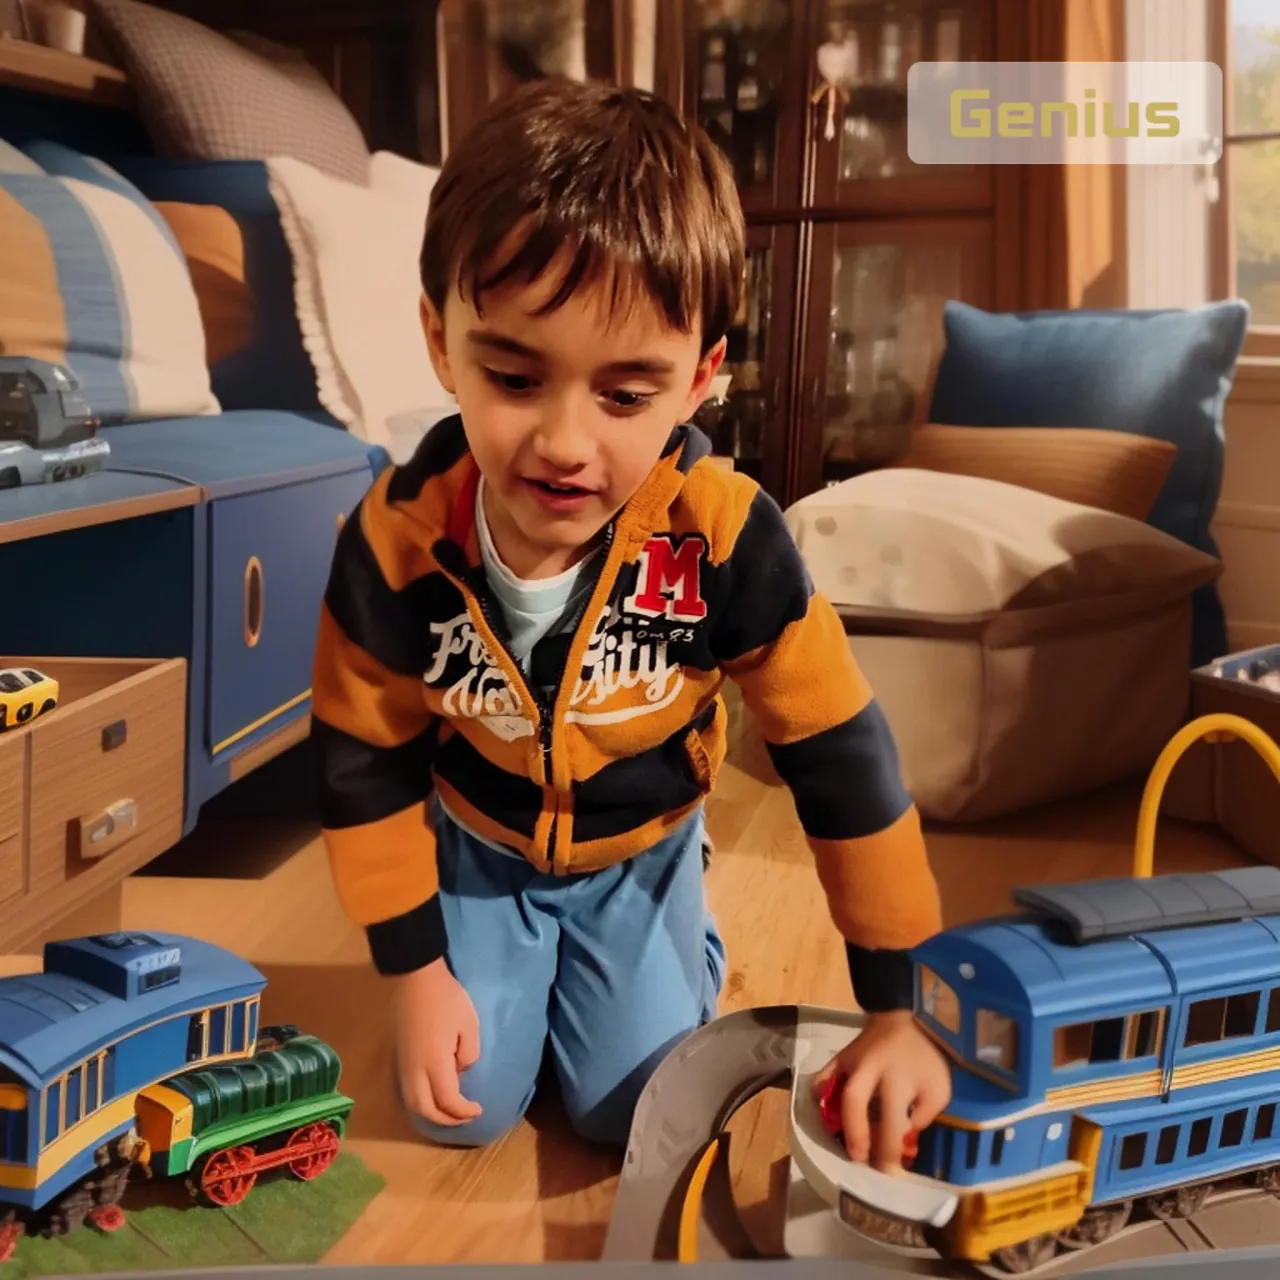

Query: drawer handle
[102,719,127,752]
[244,556,264,649]
[77,799,138,860]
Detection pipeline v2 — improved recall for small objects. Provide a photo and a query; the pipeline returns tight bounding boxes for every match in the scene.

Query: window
[1222,1108,1248,1147]
[210,1006,229,1057]
[1257,1103,1277,1141]
[1054,1009,1165,1070]
[1214,0,1280,354]
[919,967,960,1035]
[140,964,181,992]
[187,1011,209,1062]
[1189,1117,1213,1157]
[1184,991,1261,1046]
[231,1001,251,1054]
[63,1066,82,1129]
[43,1080,61,1147]
[975,1009,1018,1074]
[0,1070,26,1163]
[991,1129,1006,1166]
[1266,989,1280,1034]
[0,1109,26,1163]
[1156,1125,1180,1165]
[1120,1133,1146,1170]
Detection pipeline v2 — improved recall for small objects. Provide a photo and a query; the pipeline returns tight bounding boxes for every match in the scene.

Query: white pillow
[266,154,453,452]
[370,150,441,209]
[785,468,1221,627]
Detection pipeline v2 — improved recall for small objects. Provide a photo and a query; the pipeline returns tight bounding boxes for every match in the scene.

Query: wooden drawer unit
[0,732,23,909]
[207,469,369,757]
[0,657,186,949]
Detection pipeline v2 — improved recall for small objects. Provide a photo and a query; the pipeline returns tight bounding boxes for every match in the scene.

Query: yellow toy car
[0,666,59,732]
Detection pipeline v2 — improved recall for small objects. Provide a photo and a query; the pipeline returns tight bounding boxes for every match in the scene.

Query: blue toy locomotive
[834,714,1280,1275]
[0,931,352,1263]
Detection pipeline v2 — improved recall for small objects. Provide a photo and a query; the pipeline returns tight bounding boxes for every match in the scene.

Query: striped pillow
[0,140,218,424]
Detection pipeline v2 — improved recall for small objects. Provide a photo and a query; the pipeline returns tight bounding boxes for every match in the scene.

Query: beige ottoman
[784,469,1223,823]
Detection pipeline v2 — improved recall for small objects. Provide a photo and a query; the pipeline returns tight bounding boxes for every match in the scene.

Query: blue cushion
[928,300,1250,667]
[0,143,219,425]
[99,156,323,416]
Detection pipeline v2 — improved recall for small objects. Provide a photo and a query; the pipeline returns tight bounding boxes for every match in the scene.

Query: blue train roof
[917,911,1280,1023]
[0,931,265,1088]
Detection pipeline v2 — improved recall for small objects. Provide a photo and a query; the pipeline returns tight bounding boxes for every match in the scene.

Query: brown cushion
[155,202,254,367]
[898,424,1178,522]
[86,0,370,184]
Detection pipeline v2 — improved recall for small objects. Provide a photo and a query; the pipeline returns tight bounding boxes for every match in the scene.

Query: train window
[991,1129,1006,1166]
[1155,1126,1180,1164]
[976,1009,1018,1073]
[187,1011,209,1062]
[210,1006,229,1056]
[43,1080,61,1147]
[1185,991,1261,1046]
[1128,1011,1161,1057]
[1189,1117,1212,1157]
[1267,990,1280,1034]
[0,1109,27,1163]
[1119,1133,1146,1170]
[965,1131,980,1169]
[1256,1104,1276,1141]
[919,968,960,1035]
[1221,1109,1248,1147]
[64,1066,82,1129]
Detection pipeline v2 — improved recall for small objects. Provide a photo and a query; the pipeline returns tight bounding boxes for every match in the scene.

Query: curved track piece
[678,1132,767,1262]
[601,1005,804,1262]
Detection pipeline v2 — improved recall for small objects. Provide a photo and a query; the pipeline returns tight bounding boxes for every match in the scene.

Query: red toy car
[818,1073,919,1167]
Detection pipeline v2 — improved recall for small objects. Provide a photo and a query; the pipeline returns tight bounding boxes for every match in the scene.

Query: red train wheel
[0,1217,22,1263]
[88,1205,126,1234]
[200,1146,259,1207]
[285,1122,341,1182]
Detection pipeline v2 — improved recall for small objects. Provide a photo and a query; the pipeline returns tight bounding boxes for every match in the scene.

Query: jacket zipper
[458,521,615,869]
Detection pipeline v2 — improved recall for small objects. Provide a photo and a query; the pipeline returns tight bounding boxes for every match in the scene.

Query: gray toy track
[601,1004,1280,1279]
[602,1003,804,1262]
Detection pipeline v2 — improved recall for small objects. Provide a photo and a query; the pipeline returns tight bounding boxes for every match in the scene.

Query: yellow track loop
[678,1137,722,1262]
[1134,712,1280,878]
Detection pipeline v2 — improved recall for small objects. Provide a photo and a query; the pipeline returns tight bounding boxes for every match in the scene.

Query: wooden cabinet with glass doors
[435,0,1025,509]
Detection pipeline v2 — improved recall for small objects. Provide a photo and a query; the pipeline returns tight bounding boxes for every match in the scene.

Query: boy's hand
[394,957,483,1128]
[811,1010,951,1171]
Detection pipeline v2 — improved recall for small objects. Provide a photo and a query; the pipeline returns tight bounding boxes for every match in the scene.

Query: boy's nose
[532,412,594,471]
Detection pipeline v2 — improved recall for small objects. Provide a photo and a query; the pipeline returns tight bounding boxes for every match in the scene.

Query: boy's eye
[484,369,537,395]
[607,389,655,411]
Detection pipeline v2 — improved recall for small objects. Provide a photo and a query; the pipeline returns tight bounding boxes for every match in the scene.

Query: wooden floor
[5,698,1254,1265]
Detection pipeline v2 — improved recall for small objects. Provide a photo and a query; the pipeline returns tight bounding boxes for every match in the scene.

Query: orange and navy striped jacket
[312,415,942,1010]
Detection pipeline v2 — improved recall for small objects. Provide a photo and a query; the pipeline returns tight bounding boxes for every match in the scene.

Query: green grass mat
[5,1153,385,1276]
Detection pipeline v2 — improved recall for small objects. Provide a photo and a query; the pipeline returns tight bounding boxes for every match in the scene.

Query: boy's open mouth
[526,478,594,497]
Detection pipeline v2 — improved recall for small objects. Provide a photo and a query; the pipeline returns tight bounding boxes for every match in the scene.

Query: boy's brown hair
[421,77,746,356]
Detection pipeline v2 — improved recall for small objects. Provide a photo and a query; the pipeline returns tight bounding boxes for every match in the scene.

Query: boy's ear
[681,336,728,419]
[420,294,457,395]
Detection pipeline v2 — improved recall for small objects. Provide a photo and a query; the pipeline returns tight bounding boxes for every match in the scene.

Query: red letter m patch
[624,535,708,622]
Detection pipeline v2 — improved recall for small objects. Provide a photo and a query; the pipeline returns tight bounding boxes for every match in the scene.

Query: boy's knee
[563,1090,636,1149]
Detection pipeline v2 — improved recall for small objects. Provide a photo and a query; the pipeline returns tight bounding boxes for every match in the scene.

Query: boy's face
[421,250,725,578]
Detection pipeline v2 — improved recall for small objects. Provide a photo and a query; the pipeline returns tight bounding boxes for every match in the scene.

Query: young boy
[311,77,950,1168]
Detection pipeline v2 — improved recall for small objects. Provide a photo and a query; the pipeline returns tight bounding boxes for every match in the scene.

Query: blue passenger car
[832,867,1280,1274]
[0,932,263,1235]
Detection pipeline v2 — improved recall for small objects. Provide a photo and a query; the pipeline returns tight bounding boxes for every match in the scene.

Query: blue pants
[405,802,726,1149]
